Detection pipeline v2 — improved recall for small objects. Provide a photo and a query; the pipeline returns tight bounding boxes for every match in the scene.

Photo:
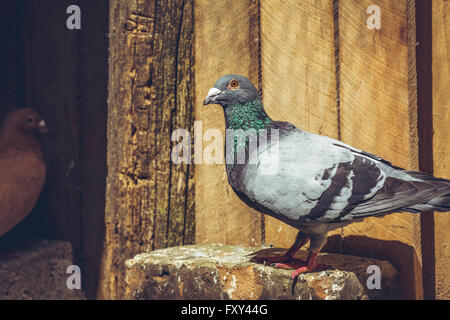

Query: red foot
[290,263,330,279]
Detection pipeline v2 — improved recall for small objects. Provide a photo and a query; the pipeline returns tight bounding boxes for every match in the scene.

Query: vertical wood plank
[151,0,195,252]
[260,0,340,249]
[102,0,195,299]
[432,0,450,300]
[338,0,423,299]
[167,0,196,248]
[194,0,262,246]
[416,0,435,300]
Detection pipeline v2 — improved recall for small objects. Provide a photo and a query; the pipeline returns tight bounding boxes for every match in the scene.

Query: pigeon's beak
[203,87,222,105]
[37,120,48,134]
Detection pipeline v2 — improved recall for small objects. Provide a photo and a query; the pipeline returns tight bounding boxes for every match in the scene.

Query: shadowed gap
[416,0,435,300]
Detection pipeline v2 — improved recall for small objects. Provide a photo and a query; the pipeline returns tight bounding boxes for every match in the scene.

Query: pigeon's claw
[290,262,330,279]
[271,260,305,270]
[288,248,331,279]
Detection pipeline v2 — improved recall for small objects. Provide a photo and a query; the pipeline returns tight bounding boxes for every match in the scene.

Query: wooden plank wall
[338,0,422,299]
[260,0,340,249]
[102,0,195,299]
[432,0,450,300]
[195,0,450,299]
[194,0,263,247]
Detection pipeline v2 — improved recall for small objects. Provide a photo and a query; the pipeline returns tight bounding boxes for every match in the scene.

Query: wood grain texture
[432,0,450,300]
[194,0,262,246]
[102,0,195,299]
[260,0,340,249]
[168,0,196,247]
[338,0,422,299]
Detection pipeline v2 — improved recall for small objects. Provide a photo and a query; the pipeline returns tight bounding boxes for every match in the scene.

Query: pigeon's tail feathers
[348,171,450,219]
[390,171,450,214]
[426,194,450,211]
[406,193,450,213]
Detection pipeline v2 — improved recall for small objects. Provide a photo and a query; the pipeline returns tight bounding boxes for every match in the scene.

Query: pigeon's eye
[228,79,240,90]
[26,117,34,124]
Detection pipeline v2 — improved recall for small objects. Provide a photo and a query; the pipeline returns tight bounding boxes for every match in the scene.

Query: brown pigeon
[0,108,47,237]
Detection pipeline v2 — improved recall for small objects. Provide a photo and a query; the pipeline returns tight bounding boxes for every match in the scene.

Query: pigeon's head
[1,108,48,136]
[203,74,260,107]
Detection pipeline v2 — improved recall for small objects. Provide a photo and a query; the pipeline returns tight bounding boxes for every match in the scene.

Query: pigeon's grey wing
[241,130,450,223]
[241,130,377,222]
[312,134,450,221]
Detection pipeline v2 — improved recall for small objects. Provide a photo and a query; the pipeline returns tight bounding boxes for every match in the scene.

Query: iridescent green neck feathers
[224,99,272,131]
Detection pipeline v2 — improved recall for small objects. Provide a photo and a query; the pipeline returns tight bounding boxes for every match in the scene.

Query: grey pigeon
[204,74,450,280]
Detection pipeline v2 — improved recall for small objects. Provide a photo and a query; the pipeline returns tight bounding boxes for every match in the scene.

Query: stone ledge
[125,244,398,300]
[0,240,86,300]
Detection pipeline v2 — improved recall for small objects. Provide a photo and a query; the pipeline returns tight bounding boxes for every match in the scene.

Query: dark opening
[416,0,435,300]
[0,0,109,299]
